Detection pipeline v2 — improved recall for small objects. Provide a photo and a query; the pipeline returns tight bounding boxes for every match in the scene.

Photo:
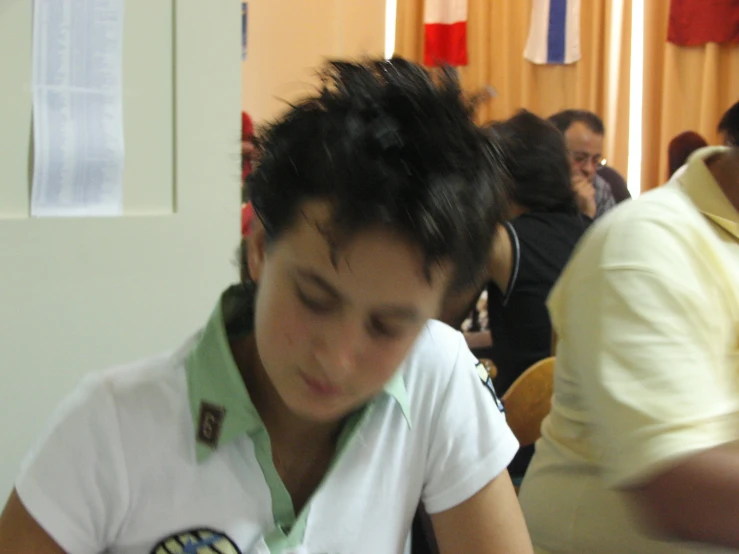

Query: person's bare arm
[0,489,65,553]
[629,442,739,548]
[464,331,493,349]
[488,224,513,294]
[431,472,533,553]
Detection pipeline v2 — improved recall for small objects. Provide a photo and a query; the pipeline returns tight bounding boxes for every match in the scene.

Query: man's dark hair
[548,109,605,136]
[247,57,510,292]
[718,100,739,146]
[484,110,577,214]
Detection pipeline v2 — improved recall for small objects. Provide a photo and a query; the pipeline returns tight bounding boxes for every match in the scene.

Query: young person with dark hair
[481,111,587,395]
[442,110,589,480]
[0,58,532,554]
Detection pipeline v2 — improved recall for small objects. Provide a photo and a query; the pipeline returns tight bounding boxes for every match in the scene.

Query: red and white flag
[424,0,468,67]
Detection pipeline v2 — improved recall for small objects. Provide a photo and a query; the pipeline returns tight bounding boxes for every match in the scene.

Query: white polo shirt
[16,287,517,553]
[519,147,739,553]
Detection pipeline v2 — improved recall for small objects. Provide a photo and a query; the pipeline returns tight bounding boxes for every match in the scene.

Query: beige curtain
[641,1,739,190]
[395,0,632,176]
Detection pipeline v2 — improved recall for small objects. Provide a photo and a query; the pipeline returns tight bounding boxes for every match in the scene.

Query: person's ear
[247,218,267,284]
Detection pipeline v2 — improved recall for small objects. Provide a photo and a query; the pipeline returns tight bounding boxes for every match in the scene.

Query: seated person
[597,164,630,203]
[482,111,589,395]
[667,130,707,177]
[519,145,739,552]
[718,99,738,146]
[0,58,533,554]
[442,110,589,477]
[549,109,616,219]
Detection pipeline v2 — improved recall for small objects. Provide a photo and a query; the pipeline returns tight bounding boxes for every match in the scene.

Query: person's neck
[707,150,739,215]
[230,335,341,449]
[508,202,529,218]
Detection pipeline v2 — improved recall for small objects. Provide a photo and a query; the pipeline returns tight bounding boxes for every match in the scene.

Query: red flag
[668,0,739,46]
[424,0,468,67]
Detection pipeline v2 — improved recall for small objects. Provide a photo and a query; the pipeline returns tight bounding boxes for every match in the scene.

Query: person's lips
[301,373,342,397]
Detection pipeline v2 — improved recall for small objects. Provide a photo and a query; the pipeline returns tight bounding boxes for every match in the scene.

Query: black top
[487,212,589,396]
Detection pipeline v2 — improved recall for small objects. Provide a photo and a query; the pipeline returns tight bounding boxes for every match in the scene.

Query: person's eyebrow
[295,268,423,322]
[372,305,422,323]
[295,268,343,300]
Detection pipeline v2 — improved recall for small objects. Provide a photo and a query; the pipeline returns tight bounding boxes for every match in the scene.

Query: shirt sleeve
[422,334,519,513]
[554,218,738,489]
[15,374,129,553]
[594,176,617,218]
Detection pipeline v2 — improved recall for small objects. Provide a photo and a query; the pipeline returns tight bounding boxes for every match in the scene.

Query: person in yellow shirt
[519,146,739,553]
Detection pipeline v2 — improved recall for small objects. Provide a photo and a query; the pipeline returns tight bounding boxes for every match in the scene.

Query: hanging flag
[667,0,739,46]
[424,0,468,67]
[524,0,581,65]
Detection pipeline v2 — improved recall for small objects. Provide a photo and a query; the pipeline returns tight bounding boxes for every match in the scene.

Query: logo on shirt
[150,527,240,554]
[196,402,227,448]
[476,361,505,413]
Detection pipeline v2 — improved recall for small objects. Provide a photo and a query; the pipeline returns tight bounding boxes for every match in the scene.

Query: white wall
[0,1,241,495]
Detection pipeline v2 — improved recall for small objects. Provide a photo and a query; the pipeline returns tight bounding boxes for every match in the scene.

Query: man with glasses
[549,110,616,219]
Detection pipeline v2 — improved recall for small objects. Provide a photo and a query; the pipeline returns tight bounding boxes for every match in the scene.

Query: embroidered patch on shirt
[476,362,505,413]
[150,527,240,553]
[196,402,227,448]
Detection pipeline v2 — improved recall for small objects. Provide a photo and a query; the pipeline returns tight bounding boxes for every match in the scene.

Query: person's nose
[582,157,597,178]
[312,316,366,382]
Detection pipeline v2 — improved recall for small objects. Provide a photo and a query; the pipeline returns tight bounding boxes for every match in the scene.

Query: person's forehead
[564,121,603,151]
[281,201,450,284]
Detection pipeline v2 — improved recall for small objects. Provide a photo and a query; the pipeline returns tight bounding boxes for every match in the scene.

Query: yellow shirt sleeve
[550,216,738,489]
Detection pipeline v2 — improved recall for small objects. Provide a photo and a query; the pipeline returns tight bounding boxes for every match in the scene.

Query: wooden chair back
[501,357,555,447]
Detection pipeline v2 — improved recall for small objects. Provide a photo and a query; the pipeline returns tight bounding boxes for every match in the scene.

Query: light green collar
[186,286,412,462]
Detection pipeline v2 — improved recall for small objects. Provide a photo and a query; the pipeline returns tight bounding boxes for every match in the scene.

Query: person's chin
[284,387,353,422]
[290,400,352,424]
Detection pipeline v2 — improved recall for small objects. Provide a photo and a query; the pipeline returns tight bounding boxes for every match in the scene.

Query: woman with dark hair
[442,110,589,479]
[668,130,708,178]
[482,110,588,392]
[447,110,588,392]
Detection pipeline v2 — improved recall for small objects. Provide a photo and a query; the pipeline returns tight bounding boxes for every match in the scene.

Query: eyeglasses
[568,150,603,167]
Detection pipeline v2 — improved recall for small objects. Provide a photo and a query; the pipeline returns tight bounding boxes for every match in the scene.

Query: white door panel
[0,1,241,494]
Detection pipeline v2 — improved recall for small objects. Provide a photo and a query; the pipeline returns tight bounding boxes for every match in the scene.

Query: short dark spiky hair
[718,100,739,146]
[246,57,510,292]
[548,109,605,136]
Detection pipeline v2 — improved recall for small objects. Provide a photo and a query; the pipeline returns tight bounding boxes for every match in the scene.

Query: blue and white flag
[524,0,581,65]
